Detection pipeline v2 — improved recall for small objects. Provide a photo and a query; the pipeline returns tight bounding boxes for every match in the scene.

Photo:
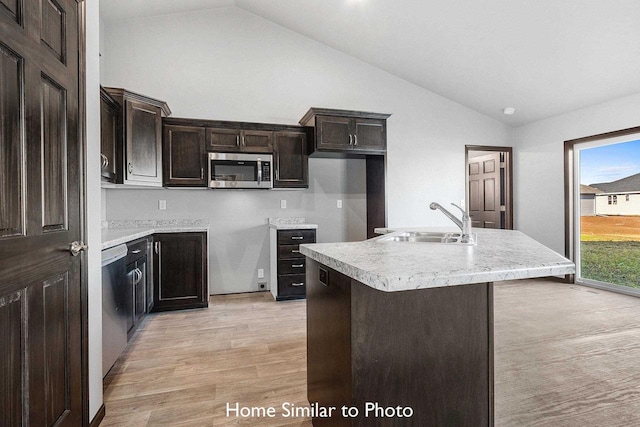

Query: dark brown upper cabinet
[164,118,309,189]
[100,87,121,183]
[274,131,308,188]
[207,127,273,153]
[163,125,207,187]
[103,87,171,187]
[299,108,391,155]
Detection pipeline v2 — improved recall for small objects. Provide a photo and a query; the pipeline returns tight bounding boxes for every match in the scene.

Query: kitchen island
[300,228,574,426]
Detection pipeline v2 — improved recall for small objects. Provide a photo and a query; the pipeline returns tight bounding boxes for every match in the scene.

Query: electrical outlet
[337,199,343,209]
[158,200,167,210]
[258,282,267,290]
[258,268,264,279]
[280,199,287,209]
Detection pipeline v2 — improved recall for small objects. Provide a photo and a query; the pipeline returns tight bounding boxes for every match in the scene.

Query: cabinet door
[316,115,353,151]
[163,125,207,187]
[146,239,154,312]
[273,131,308,188]
[135,259,147,323]
[353,118,386,152]
[125,100,163,185]
[207,128,241,152]
[241,130,273,153]
[153,233,208,312]
[100,90,119,182]
[125,263,136,333]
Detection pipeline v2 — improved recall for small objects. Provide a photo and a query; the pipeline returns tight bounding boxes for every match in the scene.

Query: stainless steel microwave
[208,152,272,189]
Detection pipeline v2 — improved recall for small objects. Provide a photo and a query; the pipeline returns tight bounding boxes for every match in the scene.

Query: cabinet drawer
[277,229,316,244]
[278,244,304,260]
[278,274,306,297]
[126,238,147,264]
[278,259,306,275]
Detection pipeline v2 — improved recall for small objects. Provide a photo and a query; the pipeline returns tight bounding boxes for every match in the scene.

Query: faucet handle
[450,203,468,218]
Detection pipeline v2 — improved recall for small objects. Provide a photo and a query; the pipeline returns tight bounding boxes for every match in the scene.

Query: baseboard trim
[89,404,105,427]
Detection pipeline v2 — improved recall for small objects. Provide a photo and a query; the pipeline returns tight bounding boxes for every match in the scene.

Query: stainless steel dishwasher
[102,244,128,377]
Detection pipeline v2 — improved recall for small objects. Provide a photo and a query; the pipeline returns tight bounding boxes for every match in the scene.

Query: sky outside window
[580,139,640,185]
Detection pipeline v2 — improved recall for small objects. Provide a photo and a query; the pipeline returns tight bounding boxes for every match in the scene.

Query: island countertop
[299,227,575,292]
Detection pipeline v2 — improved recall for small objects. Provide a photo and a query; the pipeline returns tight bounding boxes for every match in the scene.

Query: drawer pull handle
[292,282,305,287]
[291,250,300,253]
[292,264,304,268]
[291,236,304,240]
[131,249,141,254]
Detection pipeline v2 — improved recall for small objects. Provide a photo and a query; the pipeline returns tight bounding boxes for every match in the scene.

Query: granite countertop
[300,227,575,292]
[101,220,209,250]
[268,217,318,230]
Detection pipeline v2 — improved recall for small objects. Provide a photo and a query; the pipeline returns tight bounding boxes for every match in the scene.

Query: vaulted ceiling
[100,0,640,126]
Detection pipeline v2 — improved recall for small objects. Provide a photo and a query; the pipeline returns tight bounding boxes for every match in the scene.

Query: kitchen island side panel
[351,280,493,426]
[307,258,353,427]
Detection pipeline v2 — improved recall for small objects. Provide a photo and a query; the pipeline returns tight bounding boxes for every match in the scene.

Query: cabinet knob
[353,134,358,146]
[291,282,305,287]
[128,162,133,174]
[236,135,240,147]
[200,167,204,180]
[348,134,353,145]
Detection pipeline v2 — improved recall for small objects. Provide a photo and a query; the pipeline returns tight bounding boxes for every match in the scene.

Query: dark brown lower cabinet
[152,233,208,311]
[270,229,316,300]
[306,259,494,426]
[125,238,150,339]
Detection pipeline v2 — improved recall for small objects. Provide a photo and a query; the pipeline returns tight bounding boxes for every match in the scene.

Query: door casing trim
[76,0,89,424]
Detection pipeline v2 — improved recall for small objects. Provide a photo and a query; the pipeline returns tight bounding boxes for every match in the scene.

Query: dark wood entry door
[0,0,85,425]
[468,153,502,228]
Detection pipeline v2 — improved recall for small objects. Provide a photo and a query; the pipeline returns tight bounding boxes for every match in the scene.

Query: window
[570,132,640,296]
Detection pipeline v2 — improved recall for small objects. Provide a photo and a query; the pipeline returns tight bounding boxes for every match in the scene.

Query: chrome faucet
[429,202,473,243]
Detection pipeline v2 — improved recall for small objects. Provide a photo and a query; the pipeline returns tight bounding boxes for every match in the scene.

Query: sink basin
[378,231,476,245]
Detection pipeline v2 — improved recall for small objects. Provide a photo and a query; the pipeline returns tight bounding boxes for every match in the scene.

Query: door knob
[69,241,88,256]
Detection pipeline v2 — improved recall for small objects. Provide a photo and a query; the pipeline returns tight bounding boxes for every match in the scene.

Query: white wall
[514,92,640,254]
[86,0,103,420]
[100,6,510,222]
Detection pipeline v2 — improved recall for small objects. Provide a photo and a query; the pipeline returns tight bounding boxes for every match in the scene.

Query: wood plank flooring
[101,279,640,426]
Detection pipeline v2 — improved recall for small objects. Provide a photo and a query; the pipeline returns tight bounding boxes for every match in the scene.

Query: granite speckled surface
[300,228,575,292]
[268,217,318,230]
[101,220,209,250]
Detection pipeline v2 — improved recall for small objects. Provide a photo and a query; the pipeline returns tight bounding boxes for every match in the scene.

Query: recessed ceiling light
[503,107,516,115]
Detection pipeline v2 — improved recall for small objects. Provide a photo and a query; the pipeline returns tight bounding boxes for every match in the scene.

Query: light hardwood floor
[101,279,640,426]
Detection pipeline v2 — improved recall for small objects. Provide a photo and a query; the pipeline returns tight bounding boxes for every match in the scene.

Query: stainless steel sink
[377,231,476,245]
